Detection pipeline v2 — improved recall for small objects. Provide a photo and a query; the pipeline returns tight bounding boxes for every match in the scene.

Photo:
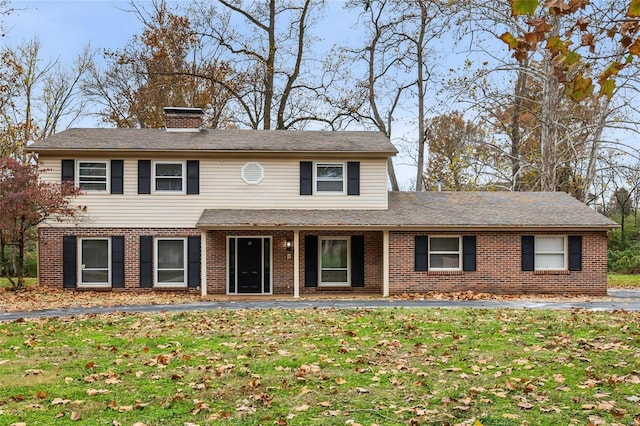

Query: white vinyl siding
[37,156,389,228]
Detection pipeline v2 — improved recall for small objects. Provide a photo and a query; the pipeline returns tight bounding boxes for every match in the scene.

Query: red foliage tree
[0,157,83,290]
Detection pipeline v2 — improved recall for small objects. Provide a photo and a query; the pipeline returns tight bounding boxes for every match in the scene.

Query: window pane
[536,237,564,252]
[156,163,182,177]
[536,254,565,269]
[321,240,348,268]
[158,270,185,283]
[79,162,107,176]
[82,270,109,283]
[156,177,183,191]
[430,237,459,252]
[82,240,109,268]
[317,165,343,179]
[158,240,184,268]
[317,181,344,192]
[430,254,460,269]
[321,270,348,283]
[78,162,107,191]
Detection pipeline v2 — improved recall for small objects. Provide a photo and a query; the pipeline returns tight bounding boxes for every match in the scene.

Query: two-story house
[30,107,617,296]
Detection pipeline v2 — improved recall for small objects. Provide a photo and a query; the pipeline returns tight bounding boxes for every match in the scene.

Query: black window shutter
[139,236,153,288]
[351,235,365,287]
[568,235,582,271]
[62,235,77,288]
[415,236,428,271]
[186,160,200,194]
[521,235,535,271]
[304,235,318,287]
[462,235,477,272]
[188,236,201,288]
[112,236,125,288]
[111,160,124,194]
[61,159,75,182]
[300,161,313,195]
[347,161,360,196]
[138,160,151,194]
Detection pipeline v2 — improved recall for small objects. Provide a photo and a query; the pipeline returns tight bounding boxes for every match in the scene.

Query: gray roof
[30,128,397,155]
[197,191,617,230]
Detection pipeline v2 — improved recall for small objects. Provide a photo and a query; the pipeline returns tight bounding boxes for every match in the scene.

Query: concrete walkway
[1,289,639,322]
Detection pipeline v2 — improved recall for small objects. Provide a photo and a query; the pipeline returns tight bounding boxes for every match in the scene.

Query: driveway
[1,289,639,322]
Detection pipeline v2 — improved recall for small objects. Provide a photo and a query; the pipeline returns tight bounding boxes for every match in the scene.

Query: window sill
[534,270,570,275]
[426,270,463,275]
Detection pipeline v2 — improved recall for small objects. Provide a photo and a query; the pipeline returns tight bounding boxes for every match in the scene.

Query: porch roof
[196,191,617,230]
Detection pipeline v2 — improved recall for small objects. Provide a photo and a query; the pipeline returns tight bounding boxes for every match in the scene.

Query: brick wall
[206,230,295,295]
[205,230,383,295]
[165,114,202,129]
[38,227,200,290]
[299,230,383,295]
[388,231,609,296]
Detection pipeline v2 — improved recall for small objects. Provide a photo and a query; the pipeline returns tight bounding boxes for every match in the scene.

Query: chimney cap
[163,107,204,115]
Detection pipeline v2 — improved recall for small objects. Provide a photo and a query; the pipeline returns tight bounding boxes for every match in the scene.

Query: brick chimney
[164,107,204,132]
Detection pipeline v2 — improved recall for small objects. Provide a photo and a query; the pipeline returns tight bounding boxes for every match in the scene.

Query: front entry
[228,237,271,294]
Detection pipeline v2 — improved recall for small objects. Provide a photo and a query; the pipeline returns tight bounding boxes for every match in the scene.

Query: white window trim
[318,236,350,287]
[314,162,346,194]
[154,237,187,287]
[534,236,567,271]
[76,160,109,193]
[78,237,111,288]
[428,236,462,271]
[152,160,185,194]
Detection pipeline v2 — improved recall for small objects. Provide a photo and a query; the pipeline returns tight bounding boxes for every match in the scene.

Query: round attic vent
[241,162,264,184]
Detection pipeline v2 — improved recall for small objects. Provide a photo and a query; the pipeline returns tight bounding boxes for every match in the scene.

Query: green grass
[0,277,37,289]
[608,273,640,288]
[1,308,639,425]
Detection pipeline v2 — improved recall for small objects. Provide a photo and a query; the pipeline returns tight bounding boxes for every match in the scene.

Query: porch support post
[200,229,207,296]
[293,229,300,298]
[383,230,389,297]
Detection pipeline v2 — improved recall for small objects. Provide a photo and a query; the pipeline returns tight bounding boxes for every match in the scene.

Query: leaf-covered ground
[0,285,621,313]
[1,308,639,425]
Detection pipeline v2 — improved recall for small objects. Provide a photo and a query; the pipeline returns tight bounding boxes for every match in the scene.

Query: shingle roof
[196,191,617,230]
[29,128,397,155]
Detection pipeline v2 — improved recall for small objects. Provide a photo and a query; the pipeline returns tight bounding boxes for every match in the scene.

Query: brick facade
[38,227,200,290]
[388,230,609,296]
[38,227,609,296]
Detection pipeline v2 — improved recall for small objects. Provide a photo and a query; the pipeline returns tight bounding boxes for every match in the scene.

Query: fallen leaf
[294,404,310,411]
[335,377,346,385]
[70,411,81,421]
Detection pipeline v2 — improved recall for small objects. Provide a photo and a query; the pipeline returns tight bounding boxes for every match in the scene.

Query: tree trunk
[510,64,527,191]
[539,16,561,192]
[263,0,276,130]
[414,2,427,192]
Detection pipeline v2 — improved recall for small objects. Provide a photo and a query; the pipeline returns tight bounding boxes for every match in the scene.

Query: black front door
[237,238,263,293]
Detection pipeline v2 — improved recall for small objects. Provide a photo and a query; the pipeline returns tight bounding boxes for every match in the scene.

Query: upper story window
[154,161,184,193]
[535,236,566,270]
[429,236,462,270]
[316,163,344,193]
[77,161,108,192]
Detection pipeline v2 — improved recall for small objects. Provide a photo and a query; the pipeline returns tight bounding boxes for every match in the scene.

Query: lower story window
[155,238,186,286]
[79,238,110,286]
[319,237,349,286]
[535,236,566,270]
[429,236,461,270]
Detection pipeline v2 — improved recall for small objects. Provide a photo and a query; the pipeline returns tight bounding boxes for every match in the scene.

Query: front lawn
[0,308,638,425]
[608,273,640,288]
